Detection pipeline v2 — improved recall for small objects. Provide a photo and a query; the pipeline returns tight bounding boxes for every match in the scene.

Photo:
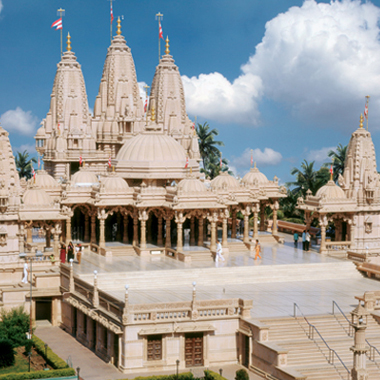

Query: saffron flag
[51,18,62,30]
[108,157,112,168]
[330,164,333,175]
[79,155,82,166]
[144,98,148,113]
[185,156,189,169]
[364,103,368,119]
[32,167,36,180]
[159,20,163,39]
[110,3,114,24]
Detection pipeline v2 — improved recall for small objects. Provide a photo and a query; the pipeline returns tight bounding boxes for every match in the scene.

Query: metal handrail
[332,300,353,337]
[294,303,350,380]
[332,300,380,361]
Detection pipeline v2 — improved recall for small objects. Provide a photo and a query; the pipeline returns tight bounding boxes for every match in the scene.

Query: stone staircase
[227,240,249,252]
[257,312,380,379]
[78,260,361,291]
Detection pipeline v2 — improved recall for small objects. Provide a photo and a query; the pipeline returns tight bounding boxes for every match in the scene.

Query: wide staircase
[258,307,380,379]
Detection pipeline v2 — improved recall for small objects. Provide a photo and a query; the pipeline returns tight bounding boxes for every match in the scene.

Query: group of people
[293,230,311,251]
[215,238,262,265]
[59,242,83,264]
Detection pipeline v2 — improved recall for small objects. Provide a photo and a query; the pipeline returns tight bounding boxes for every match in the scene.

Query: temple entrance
[35,297,52,322]
[185,333,203,367]
[241,334,249,368]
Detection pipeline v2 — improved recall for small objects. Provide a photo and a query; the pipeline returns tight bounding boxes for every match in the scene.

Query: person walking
[293,232,299,248]
[215,240,225,263]
[306,231,311,251]
[60,244,66,264]
[254,239,262,260]
[67,241,74,262]
[302,230,306,251]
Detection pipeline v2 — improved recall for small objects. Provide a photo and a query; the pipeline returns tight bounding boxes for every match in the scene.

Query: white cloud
[243,0,380,128]
[231,147,283,175]
[307,146,335,163]
[0,107,38,135]
[182,72,262,125]
[0,1,3,15]
[12,144,36,156]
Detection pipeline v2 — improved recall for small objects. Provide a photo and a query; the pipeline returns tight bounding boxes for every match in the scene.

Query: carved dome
[35,126,46,137]
[71,169,99,186]
[116,133,186,162]
[177,177,208,192]
[211,172,240,190]
[316,180,346,199]
[101,175,129,191]
[35,170,60,189]
[242,166,268,186]
[23,188,53,206]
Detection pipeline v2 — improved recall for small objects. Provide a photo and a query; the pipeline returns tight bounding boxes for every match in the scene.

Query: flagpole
[108,0,115,44]
[57,8,65,58]
[365,95,370,131]
[156,12,163,64]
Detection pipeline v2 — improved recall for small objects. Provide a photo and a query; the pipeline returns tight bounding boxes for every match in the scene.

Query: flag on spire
[159,20,163,39]
[108,157,112,168]
[185,156,189,169]
[110,3,114,24]
[364,103,368,120]
[330,164,333,175]
[32,167,36,181]
[51,18,62,30]
[144,98,148,113]
[79,155,83,166]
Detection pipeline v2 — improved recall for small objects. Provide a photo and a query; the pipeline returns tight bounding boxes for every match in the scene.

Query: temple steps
[79,261,361,290]
[257,313,380,379]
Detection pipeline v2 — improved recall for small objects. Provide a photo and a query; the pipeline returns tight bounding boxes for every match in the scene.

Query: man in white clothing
[215,240,225,263]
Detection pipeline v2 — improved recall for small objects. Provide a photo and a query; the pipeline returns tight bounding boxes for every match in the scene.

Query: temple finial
[254,161,257,169]
[165,36,170,55]
[151,106,156,122]
[67,33,71,52]
[117,17,121,35]
[360,114,364,129]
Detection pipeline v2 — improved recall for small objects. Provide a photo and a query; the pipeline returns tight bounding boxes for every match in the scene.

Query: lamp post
[176,359,179,380]
[219,368,223,377]
[28,351,31,372]
[44,343,48,358]
[76,366,80,380]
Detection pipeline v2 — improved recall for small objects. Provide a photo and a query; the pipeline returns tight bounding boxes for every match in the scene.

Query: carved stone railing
[325,241,351,254]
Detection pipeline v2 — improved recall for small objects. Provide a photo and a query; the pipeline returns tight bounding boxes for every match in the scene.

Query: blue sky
[1,0,380,184]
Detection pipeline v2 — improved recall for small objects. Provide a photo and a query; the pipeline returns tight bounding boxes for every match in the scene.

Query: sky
[1,0,380,184]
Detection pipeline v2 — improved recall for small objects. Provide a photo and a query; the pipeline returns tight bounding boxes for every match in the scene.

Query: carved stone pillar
[253,204,259,240]
[198,217,204,247]
[18,223,25,253]
[175,211,185,251]
[84,215,90,242]
[222,210,228,248]
[46,228,51,248]
[320,216,328,254]
[133,214,138,246]
[139,210,148,249]
[147,217,152,243]
[165,217,171,248]
[99,218,106,249]
[190,216,195,246]
[157,216,163,246]
[90,214,96,245]
[271,201,279,236]
[116,214,122,242]
[231,209,237,239]
[208,211,218,252]
[52,223,61,255]
[242,206,251,244]
[350,218,356,249]
[66,218,72,245]
[123,215,129,244]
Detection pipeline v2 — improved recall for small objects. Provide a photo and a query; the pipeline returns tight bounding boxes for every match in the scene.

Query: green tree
[0,340,15,368]
[0,306,30,348]
[326,144,347,182]
[279,188,304,223]
[202,153,232,180]
[196,122,224,174]
[15,150,37,180]
[288,160,329,197]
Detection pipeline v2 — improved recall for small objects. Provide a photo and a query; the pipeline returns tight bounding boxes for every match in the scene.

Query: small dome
[23,188,53,206]
[101,175,129,191]
[242,166,268,186]
[116,133,186,162]
[35,126,46,137]
[211,172,240,190]
[316,180,346,199]
[35,170,59,189]
[71,169,99,187]
[178,177,208,192]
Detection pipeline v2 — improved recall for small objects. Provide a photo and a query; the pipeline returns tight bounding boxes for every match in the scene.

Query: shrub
[0,339,15,368]
[0,368,75,379]
[235,369,249,380]
[0,307,30,348]
[131,373,194,380]
[204,370,227,380]
[32,335,68,369]
[24,339,33,354]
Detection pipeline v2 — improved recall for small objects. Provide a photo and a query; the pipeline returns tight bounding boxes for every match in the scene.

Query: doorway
[185,333,203,367]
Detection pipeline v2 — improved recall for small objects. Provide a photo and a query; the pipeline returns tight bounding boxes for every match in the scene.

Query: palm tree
[15,150,37,179]
[326,144,347,182]
[288,160,329,196]
[202,153,231,179]
[196,122,224,172]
